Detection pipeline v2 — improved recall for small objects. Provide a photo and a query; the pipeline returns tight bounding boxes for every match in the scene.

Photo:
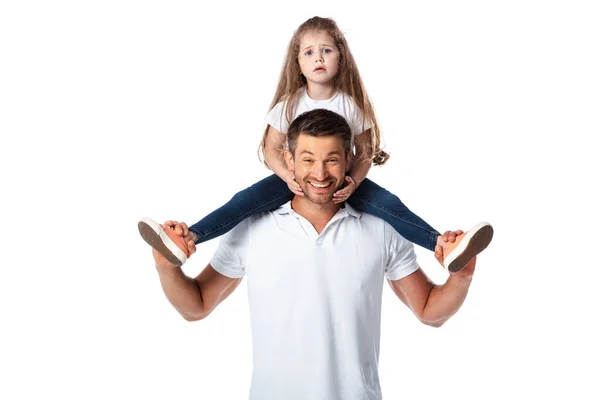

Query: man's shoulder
[341,207,386,239]
[236,204,292,230]
[347,210,413,246]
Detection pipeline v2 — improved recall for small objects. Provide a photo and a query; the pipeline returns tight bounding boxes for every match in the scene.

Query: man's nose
[313,163,327,180]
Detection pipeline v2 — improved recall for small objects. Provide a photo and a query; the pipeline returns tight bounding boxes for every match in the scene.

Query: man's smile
[308,180,332,188]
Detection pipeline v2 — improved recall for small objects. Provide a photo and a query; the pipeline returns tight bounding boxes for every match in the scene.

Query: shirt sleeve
[384,222,420,281]
[210,219,250,278]
[265,101,290,134]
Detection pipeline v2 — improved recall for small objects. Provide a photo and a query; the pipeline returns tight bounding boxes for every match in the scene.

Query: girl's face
[298,30,340,86]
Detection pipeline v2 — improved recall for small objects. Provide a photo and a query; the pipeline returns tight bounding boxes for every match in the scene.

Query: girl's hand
[286,172,304,196]
[333,176,356,203]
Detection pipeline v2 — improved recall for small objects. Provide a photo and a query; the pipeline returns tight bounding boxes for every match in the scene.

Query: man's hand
[286,171,304,196]
[434,229,476,279]
[438,229,463,246]
[152,220,197,267]
[333,176,357,203]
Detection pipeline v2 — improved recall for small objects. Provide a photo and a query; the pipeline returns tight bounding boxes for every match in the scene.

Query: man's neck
[290,196,342,234]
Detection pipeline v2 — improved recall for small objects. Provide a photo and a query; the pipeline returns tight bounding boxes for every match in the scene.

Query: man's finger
[187,241,196,255]
[442,231,450,242]
[174,223,184,236]
[434,244,444,266]
[181,222,189,236]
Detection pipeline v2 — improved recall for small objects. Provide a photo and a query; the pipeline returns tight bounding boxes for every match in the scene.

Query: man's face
[285,134,350,205]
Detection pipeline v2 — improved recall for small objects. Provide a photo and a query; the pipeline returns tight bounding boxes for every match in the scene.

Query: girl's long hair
[258,16,389,167]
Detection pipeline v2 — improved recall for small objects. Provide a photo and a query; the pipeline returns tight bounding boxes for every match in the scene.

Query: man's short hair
[287,109,352,156]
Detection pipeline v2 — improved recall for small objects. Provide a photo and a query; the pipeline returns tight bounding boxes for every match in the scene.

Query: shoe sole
[138,217,186,267]
[445,222,494,273]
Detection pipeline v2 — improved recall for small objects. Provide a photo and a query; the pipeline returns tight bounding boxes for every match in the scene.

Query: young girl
[139,16,493,273]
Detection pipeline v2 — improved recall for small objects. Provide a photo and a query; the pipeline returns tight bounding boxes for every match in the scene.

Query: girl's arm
[263,126,303,196]
[349,130,372,186]
[333,129,371,203]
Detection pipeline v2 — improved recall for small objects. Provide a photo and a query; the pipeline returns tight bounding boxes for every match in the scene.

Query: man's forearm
[156,264,205,321]
[422,275,472,327]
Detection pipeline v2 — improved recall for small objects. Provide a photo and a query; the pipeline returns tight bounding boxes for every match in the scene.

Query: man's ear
[345,151,353,172]
[284,150,294,172]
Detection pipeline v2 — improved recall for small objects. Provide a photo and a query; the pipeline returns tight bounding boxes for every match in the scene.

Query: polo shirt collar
[273,201,362,219]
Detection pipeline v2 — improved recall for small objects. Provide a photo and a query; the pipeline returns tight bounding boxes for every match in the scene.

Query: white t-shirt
[211,201,419,400]
[265,87,372,136]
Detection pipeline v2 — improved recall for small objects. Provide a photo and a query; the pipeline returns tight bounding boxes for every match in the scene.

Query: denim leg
[188,174,293,244]
[347,178,441,252]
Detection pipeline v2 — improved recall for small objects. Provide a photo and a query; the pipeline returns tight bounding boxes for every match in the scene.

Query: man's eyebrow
[298,150,343,157]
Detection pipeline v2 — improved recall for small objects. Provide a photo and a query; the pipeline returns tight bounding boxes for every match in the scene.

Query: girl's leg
[188,174,293,244]
[347,178,440,252]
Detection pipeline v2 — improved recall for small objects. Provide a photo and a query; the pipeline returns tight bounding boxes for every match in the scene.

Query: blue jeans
[188,174,441,252]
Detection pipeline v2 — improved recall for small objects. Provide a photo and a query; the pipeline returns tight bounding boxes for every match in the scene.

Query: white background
[1,1,599,399]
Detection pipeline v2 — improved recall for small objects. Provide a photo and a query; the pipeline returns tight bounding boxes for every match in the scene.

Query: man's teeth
[310,181,330,188]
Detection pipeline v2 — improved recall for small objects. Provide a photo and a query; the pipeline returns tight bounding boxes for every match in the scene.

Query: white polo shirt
[211,201,419,400]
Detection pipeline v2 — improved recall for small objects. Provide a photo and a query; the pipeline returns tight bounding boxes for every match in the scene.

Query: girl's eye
[323,48,332,54]
[304,50,313,56]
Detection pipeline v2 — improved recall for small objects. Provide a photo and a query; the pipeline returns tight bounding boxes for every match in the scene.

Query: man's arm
[156,257,242,321]
[388,244,476,328]
[153,222,242,321]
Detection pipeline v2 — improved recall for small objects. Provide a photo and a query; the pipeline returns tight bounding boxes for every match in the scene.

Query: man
[152,109,477,399]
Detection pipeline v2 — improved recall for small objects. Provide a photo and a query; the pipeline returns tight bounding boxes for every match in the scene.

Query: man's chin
[303,188,336,205]
[305,194,334,205]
